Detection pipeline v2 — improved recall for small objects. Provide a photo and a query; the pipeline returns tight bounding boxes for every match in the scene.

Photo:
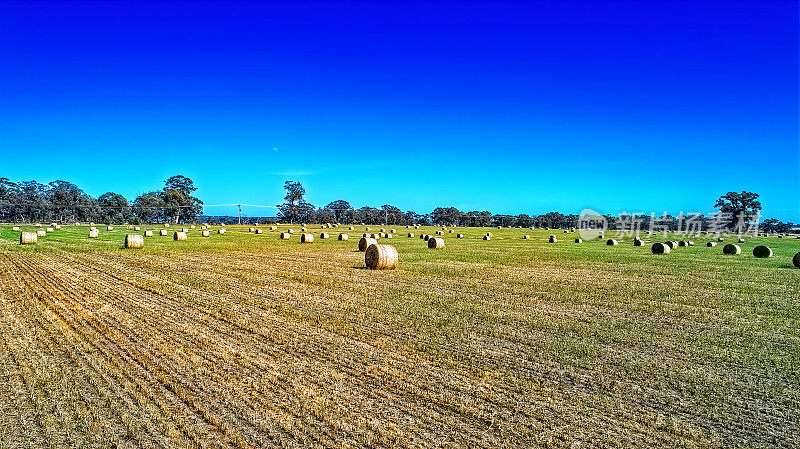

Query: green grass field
[0,224,797,448]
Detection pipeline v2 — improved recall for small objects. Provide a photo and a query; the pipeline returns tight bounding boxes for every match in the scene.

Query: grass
[0,223,798,448]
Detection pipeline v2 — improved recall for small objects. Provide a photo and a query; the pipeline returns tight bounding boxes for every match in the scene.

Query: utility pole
[238,204,242,225]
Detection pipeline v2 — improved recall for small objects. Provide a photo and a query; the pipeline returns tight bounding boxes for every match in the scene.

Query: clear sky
[1,0,797,220]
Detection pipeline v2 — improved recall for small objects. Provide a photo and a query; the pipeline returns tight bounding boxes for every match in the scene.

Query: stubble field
[0,224,797,448]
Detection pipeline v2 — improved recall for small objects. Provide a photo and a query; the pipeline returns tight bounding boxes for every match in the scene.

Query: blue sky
[1,0,797,220]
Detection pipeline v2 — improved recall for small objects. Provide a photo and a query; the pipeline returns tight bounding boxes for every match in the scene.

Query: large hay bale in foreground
[365,244,398,270]
[20,232,38,244]
[338,233,349,240]
[752,245,773,258]
[301,233,314,243]
[651,242,670,254]
[707,242,717,247]
[723,244,741,255]
[174,231,187,241]
[428,237,445,249]
[359,237,378,252]
[793,252,800,268]
[144,230,153,237]
[124,234,144,248]
[89,230,99,238]
[606,239,618,246]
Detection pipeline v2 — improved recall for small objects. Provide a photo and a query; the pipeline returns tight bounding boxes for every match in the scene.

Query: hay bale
[349,226,354,230]
[255,229,263,234]
[301,227,307,232]
[90,226,97,231]
[301,233,314,243]
[46,227,54,233]
[160,230,168,236]
[752,245,773,258]
[606,239,618,246]
[181,228,189,233]
[687,241,695,246]
[707,242,717,247]
[666,241,678,249]
[407,233,414,238]
[320,232,330,239]
[723,244,741,255]
[134,226,141,231]
[678,241,688,247]
[386,233,393,239]
[633,239,643,246]
[523,235,530,239]
[164,223,169,227]
[144,230,153,237]
[201,230,210,237]
[365,227,371,231]
[651,242,670,254]
[449,229,454,233]
[288,229,294,234]
[20,232,38,244]
[423,234,431,241]
[549,236,557,243]
[190,225,195,229]
[483,235,491,241]
[36,230,46,237]
[338,233,349,240]
[359,237,378,251]
[54,225,61,230]
[457,234,464,238]
[124,234,144,248]
[270,226,277,231]
[793,252,800,268]
[89,230,100,238]
[380,228,386,232]
[390,229,396,234]
[486,232,493,237]
[365,244,398,270]
[717,237,724,242]
[174,231,187,241]
[280,232,290,239]
[738,238,745,243]
[249,227,255,232]
[428,237,445,249]
[574,238,583,243]
[35,223,42,227]
[564,230,568,233]
[370,233,381,239]
[12,226,20,231]
[126,225,131,230]
[218,228,226,234]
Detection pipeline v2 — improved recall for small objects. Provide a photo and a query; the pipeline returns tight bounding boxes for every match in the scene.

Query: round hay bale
[349,226,354,230]
[651,242,670,254]
[218,228,226,234]
[365,244,398,270]
[633,239,643,246]
[564,230,568,233]
[407,232,414,238]
[606,239,618,246]
[280,232,290,239]
[160,230,168,236]
[20,232,38,244]
[793,252,800,268]
[181,228,189,233]
[288,229,294,234]
[717,237,724,242]
[483,235,491,241]
[124,234,144,248]
[320,232,330,239]
[778,235,784,239]
[301,227,307,232]
[201,230,210,237]
[107,226,115,231]
[359,237,378,251]
[752,245,773,258]
[338,233,349,240]
[687,241,695,246]
[523,235,530,239]
[380,228,386,232]
[371,233,381,239]
[707,241,717,247]
[666,241,678,249]
[678,241,688,247]
[134,226,141,231]
[270,226,277,231]
[574,238,583,243]
[174,231,187,241]
[390,229,396,234]
[386,233,393,239]
[549,236,557,243]
[12,226,20,231]
[164,223,169,227]
[449,229,454,233]
[414,225,420,229]
[249,227,255,232]
[89,230,99,238]
[54,225,61,230]
[738,238,745,243]
[144,230,154,237]
[365,227,371,231]
[428,237,445,249]
[486,232,493,237]
[423,234,431,241]
[255,229,263,234]
[36,230,46,237]
[457,234,464,238]
[723,244,741,255]
[35,223,42,227]
[46,227,54,233]
[301,233,314,243]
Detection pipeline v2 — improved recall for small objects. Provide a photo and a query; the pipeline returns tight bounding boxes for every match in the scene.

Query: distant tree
[164,175,197,196]
[162,175,203,223]
[133,191,165,223]
[514,214,532,228]
[325,200,353,222]
[431,207,461,226]
[714,191,762,230]
[278,181,311,223]
[98,192,129,223]
[382,205,404,225]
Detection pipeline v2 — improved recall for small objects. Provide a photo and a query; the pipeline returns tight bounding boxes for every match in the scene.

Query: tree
[714,191,762,230]
[164,175,197,196]
[133,191,165,223]
[278,181,311,223]
[431,207,461,226]
[98,192,130,224]
[162,175,203,223]
[325,200,353,222]
[382,205,404,225]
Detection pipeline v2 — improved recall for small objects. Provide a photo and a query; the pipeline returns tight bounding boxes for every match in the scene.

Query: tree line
[0,175,202,224]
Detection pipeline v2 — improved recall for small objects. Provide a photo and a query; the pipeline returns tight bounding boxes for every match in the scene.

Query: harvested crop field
[0,225,798,448]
